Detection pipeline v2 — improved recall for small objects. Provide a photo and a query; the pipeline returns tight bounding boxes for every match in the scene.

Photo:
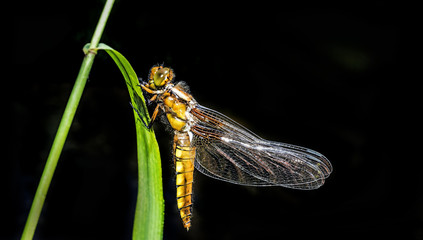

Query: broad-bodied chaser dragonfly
[134,65,332,230]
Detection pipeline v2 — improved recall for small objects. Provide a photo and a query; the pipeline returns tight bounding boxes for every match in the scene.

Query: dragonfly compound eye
[154,67,172,87]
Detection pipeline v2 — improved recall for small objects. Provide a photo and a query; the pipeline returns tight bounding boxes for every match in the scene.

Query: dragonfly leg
[138,78,147,86]
[141,84,156,94]
[129,102,161,129]
[148,104,161,128]
[149,94,158,102]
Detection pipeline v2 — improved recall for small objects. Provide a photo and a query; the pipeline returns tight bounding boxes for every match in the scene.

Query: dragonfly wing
[194,140,275,186]
[190,105,332,190]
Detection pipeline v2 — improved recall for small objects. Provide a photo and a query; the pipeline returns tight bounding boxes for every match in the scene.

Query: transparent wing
[189,105,332,190]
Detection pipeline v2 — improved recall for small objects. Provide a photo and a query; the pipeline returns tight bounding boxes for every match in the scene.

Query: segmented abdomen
[173,132,195,230]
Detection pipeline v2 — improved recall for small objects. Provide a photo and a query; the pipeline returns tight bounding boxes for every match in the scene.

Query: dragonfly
[134,65,332,230]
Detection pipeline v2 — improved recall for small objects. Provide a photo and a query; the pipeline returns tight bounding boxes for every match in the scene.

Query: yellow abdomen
[173,132,195,230]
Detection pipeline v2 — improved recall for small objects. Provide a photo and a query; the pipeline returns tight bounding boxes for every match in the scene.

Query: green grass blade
[85,43,164,240]
[20,1,115,239]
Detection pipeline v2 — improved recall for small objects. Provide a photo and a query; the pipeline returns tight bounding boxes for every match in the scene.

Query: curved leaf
[84,43,164,240]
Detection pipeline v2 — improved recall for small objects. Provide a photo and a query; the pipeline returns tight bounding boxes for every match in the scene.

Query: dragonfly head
[148,65,174,89]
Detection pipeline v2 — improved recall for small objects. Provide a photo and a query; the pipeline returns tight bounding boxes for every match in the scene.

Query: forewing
[190,105,332,190]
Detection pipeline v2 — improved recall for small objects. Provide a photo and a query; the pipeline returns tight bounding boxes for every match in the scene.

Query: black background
[8,1,421,239]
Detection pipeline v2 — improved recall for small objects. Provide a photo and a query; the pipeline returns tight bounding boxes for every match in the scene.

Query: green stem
[20,1,115,239]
